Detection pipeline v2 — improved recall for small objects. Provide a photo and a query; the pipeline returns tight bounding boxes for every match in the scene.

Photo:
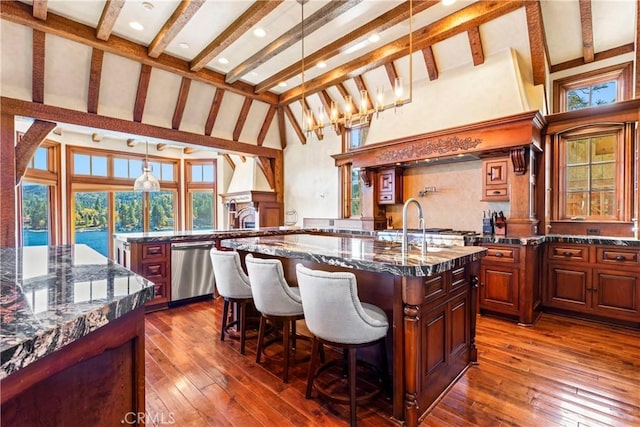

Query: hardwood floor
[144,298,640,426]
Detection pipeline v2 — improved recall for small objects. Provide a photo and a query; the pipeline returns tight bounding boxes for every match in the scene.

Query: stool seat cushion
[246,254,304,317]
[296,265,389,345]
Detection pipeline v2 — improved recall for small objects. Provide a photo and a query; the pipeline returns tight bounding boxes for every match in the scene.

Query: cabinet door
[378,168,403,204]
[545,263,591,312]
[593,268,640,321]
[480,265,519,313]
[484,159,508,186]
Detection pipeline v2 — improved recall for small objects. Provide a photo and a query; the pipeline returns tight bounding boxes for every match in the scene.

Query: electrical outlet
[586,228,600,235]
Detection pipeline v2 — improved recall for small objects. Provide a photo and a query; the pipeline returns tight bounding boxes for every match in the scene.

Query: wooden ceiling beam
[283,105,305,145]
[578,0,594,63]
[87,48,104,114]
[255,156,275,190]
[257,105,276,147]
[277,106,287,150]
[255,0,439,94]
[222,154,236,170]
[148,0,205,59]
[467,27,484,66]
[172,77,192,130]
[384,62,398,89]
[190,0,283,72]
[0,0,278,104]
[233,98,253,141]
[549,43,634,74]
[226,0,363,84]
[32,0,47,20]
[205,89,225,136]
[32,29,45,104]
[133,64,152,123]
[524,0,548,86]
[15,119,56,184]
[421,46,438,81]
[279,0,523,105]
[96,0,125,41]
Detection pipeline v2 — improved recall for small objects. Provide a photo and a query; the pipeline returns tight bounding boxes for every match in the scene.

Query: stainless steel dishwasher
[170,242,215,304]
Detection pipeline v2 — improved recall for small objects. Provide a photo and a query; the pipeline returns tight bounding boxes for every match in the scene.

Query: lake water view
[23,229,109,257]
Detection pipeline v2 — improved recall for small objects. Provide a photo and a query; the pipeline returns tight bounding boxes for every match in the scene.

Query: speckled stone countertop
[468,234,639,246]
[113,227,303,243]
[221,234,487,277]
[0,245,155,379]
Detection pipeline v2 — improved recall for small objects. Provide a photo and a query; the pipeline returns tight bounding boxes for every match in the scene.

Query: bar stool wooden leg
[239,301,247,355]
[348,348,357,426]
[220,299,230,342]
[255,316,267,363]
[306,337,321,399]
[283,319,291,383]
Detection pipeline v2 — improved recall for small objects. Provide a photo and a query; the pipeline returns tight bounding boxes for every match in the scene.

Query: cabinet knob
[614,255,625,261]
[563,251,573,257]
[492,191,501,195]
[494,252,504,257]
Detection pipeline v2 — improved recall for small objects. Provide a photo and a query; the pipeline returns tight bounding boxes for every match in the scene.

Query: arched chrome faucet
[402,198,427,255]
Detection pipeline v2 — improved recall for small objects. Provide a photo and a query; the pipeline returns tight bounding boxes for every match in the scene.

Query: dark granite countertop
[0,245,155,379]
[468,234,639,246]
[221,234,487,277]
[113,227,303,243]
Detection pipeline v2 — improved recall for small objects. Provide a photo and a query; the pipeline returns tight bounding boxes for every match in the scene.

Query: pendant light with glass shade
[133,140,160,192]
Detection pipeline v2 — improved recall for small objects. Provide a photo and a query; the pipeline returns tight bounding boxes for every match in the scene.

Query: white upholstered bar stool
[209,248,253,355]
[295,264,389,426]
[245,254,309,383]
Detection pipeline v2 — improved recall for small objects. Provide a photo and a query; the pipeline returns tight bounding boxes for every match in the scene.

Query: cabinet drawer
[548,244,589,263]
[142,243,167,259]
[484,246,518,263]
[597,248,639,266]
[378,193,393,202]
[483,187,508,198]
[142,262,167,278]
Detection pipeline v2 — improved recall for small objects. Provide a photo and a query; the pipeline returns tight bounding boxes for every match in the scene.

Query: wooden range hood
[332,110,547,237]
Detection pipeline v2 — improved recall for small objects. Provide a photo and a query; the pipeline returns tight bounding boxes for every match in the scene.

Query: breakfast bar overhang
[221,233,487,426]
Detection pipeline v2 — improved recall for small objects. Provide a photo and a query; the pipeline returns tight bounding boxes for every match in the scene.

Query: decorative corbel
[359,168,372,187]
[15,120,56,184]
[510,147,527,175]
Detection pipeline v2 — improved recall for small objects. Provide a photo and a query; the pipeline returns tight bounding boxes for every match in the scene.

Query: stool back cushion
[209,249,252,299]
[296,264,388,345]
[245,254,303,316]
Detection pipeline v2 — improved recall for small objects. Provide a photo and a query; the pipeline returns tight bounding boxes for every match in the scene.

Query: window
[553,62,632,113]
[185,160,216,230]
[21,183,50,246]
[344,124,369,151]
[554,124,629,224]
[341,165,363,218]
[350,167,362,217]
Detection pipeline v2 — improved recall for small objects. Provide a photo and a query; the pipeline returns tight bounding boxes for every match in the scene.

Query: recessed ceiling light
[129,21,144,31]
[142,1,154,10]
[278,82,288,87]
[218,57,229,65]
[344,40,368,55]
[442,0,456,6]
[179,42,190,49]
[316,61,327,68]
[253,28,266,38]
[368,34,380,43]
[250,71,259,76]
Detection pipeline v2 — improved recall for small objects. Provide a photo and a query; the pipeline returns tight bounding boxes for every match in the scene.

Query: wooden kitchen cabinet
[544,243,640,325]
[377,167,403,205]
[481,158,509,201]
[478,243,541,325]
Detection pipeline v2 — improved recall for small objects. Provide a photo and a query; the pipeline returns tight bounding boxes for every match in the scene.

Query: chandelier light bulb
[359,90,368,116]
[394,77,404,102]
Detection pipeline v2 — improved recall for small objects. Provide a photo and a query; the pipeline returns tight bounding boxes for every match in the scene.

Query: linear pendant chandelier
[299,0,413,139]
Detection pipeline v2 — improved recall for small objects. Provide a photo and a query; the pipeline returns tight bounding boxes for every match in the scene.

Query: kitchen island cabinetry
[221,233,486,426]
[544,243,640,326]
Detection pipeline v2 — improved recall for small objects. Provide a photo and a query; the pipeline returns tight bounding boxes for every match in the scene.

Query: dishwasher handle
[171,243,214,251]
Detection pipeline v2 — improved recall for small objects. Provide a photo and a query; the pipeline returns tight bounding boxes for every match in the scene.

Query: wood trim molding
[205,89,224,136]
[15,120,57,185]
[133,64,152,123]
[2,97,280,158]
[578,0,594,63]
[636,2,640,99]
[96,0,125,41]
[190,1,283,72]
[148,0,205,59]
[87,48,104,114]
[32,29,45,103]
[172,77,192,130]
[257,105,276,147]
[279,0,523,104]
[225,0,361,84]
[1,113,16,248]
[233,98,253,141]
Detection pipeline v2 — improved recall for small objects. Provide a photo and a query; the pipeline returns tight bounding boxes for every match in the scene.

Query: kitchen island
[0,245,155,426]
[221,233,487,426]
